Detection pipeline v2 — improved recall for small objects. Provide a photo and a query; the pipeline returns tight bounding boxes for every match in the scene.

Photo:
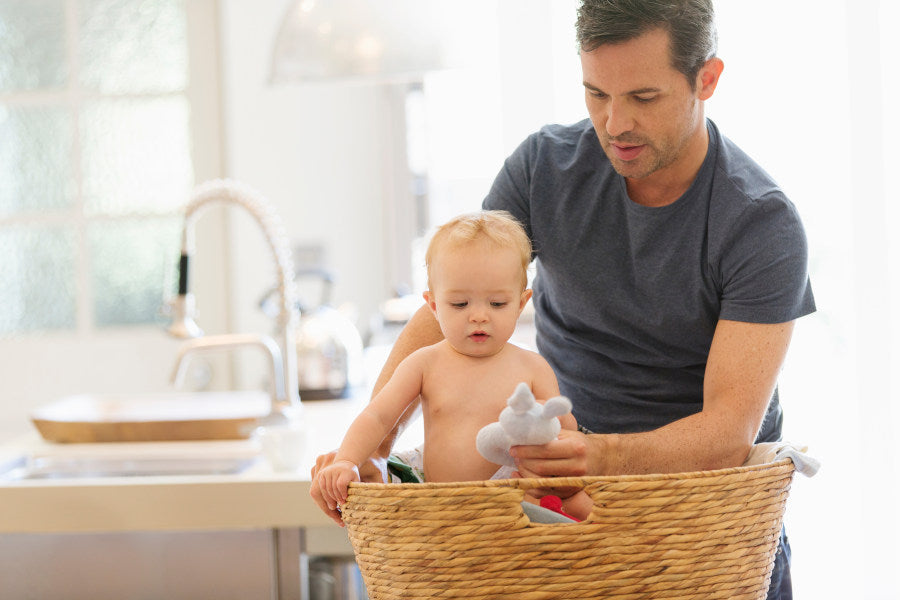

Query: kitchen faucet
[165,179,301,420]
[170,333,286,411]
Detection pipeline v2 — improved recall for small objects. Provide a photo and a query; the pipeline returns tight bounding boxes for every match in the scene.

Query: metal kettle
[260,268,364,400]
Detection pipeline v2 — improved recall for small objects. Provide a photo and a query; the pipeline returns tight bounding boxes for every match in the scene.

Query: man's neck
[626,121,710,208]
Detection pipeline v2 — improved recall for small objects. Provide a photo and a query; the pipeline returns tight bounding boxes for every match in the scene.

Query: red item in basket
[539,495,581,521]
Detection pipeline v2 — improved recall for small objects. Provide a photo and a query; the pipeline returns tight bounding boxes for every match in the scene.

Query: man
[312,1,814,597]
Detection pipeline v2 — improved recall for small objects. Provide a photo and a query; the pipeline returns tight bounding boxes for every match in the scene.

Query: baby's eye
[490,301,508,308]
[450,302,468,308]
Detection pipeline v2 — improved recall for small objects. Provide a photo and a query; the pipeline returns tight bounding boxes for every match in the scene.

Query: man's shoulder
[513,118,607,177]
[528,118,596,149]
[709,121,785,206]
[706,123,809,263]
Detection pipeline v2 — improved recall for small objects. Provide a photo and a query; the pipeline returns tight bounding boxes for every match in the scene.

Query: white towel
[743,442,820,477]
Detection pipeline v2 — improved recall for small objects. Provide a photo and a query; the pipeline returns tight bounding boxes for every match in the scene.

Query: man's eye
[634,95,657,103]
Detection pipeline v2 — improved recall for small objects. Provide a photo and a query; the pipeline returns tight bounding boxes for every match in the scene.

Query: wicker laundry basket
[341,459,795,600]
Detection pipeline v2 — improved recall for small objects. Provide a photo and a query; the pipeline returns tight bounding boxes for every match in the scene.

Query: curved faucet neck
[173,179,301,410]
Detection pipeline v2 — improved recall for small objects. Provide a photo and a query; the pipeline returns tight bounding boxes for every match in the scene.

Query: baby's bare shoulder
[405,340,453,369]
[506,343,552,368]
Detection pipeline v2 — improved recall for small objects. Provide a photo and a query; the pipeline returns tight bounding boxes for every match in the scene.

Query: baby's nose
[469,307,489,322]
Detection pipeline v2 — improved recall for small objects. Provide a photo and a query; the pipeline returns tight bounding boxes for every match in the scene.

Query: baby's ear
[519,289,533,310]
[423,290,437,314]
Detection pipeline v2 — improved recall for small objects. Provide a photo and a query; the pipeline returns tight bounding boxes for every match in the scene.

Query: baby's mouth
[470,331,489,342]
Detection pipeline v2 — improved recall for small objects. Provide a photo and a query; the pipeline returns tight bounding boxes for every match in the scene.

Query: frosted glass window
[88,218,181,326]
[78,0,188,94]
[0,0,68,92]
[0,106,75,217]
[0,226,76,334]
[81,97,192,215]
[0,0,194,333]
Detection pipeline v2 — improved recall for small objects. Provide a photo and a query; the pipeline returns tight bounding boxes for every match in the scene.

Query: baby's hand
[316,459,361,512]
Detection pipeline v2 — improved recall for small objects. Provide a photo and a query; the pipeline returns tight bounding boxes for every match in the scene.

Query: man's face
[580,27,708,183]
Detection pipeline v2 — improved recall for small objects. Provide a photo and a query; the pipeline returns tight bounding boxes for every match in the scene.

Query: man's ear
[696,57,724,101]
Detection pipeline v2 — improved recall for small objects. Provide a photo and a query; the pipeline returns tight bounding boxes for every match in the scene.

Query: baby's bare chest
[421,358,535,426]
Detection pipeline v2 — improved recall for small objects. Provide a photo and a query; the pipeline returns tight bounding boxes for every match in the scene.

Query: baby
[315,210,591,519]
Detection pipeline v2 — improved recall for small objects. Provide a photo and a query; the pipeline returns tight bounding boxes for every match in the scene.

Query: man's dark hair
[576,0,718,88]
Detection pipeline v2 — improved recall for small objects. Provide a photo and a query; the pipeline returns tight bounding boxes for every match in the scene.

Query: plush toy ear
[541,396,572,420]
[507,382,535,413]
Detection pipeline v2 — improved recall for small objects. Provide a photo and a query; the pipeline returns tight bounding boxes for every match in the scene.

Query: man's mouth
[610,143,645,161]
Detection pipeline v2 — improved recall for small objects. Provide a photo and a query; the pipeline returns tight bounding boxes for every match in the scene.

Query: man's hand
[309,451,389,526]
[511,428,594,477]
[511,428,597,500]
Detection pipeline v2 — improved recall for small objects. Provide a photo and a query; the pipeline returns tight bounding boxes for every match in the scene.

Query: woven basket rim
[348,457,794,492]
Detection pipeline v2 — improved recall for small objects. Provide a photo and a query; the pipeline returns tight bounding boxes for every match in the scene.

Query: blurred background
[0,1,897,597]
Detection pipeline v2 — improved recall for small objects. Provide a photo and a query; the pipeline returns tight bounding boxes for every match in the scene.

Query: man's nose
[605,98,634,138]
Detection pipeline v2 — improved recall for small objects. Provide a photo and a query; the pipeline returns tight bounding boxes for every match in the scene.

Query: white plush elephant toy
[476,382,573,468]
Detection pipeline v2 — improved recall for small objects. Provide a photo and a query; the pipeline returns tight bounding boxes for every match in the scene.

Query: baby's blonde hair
[425,210,532,290]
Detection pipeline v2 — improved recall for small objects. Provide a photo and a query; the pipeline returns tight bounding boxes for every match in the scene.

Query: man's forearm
[593,320,791,475]
[591,409,755,475]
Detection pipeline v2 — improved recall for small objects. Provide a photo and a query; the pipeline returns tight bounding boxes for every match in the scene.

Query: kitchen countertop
[0,392,410,535]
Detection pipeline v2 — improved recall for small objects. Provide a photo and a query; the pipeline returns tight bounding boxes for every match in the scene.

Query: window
[0,0,193,334]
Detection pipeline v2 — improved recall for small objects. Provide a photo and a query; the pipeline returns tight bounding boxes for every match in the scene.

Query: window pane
[81,97,193,215]
[0,0,68,92]
[0,225,77,334]
[0,106,75,217]
[78,0,188,94]
[88,217,181,326]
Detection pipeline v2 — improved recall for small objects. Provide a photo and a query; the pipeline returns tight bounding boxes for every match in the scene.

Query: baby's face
[424,240,530,358]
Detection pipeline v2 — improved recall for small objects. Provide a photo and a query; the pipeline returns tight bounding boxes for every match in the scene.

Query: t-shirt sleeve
[717,192,816,324]
[483,135,536,247]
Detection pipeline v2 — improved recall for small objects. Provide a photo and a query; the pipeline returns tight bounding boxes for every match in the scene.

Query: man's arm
[511,319,796,476]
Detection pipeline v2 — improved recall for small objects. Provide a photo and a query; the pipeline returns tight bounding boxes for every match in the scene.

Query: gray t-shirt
[484,118,815,442]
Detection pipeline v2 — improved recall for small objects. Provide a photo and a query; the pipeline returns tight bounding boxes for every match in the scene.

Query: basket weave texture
[341,459,795,600]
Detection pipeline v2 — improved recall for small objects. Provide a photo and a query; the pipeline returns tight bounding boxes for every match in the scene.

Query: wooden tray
[31,391,271,443]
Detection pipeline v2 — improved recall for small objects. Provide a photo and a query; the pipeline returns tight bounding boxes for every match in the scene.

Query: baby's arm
[561,489,594,521]
[529,353,577,431]
[316,353,425,510]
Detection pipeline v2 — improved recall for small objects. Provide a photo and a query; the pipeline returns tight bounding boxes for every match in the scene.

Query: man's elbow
[701,415,758,471]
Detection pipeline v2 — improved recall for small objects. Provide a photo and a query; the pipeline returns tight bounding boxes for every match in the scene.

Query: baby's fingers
[316,473,339,510]
[335,468,360,506]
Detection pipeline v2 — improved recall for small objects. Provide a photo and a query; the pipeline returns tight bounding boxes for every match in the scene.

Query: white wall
[219,1,390,344]
[216,0,581,344]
